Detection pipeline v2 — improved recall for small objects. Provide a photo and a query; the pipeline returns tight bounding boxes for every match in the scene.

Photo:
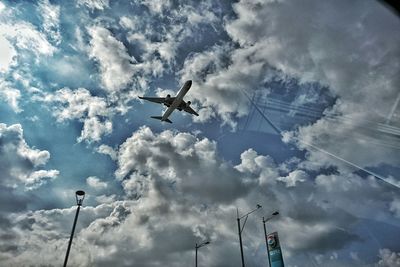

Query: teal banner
[267,232,284,267]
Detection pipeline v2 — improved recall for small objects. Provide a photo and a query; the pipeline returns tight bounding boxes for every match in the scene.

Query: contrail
[255,94,400,143]
[386,91,400,124]
[261,96,400,135]
[243,90,400,190]
[298,139,400,189]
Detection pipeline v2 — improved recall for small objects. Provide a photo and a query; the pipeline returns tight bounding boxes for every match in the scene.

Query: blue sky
[0,0,399,266]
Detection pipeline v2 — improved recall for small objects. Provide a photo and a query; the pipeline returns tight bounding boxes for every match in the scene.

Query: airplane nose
[187,80,192,86]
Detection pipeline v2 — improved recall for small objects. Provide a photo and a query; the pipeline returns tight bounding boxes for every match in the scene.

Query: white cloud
[1,202,120,266]
[77,116,112,143]
[42,88,110,120]
[77,0,109,10]
[86,176,108,190]
[377,249,400,267]
[0,80,21,112]
[0,34,16,72]
[25,170,59,189]
[95,194,116,204]
[180,0,400,162]
[0,2,5,12]
[96,144,117,160]
[88,26,137,93]
[235,148,279,185]
[277,169,308,187]
[115,126,251,203]
[389,198,400,218]
[0,2,398,265]
[119,16,137,30]
[0,22,55,56]
[116,1,220,96]
[226,0,400,168]
[180,43,272,127]
[141,0,171,14]
[0,127,397,266]
[38,0,61,45]
[39,87,113,142]
[0,123,58,188]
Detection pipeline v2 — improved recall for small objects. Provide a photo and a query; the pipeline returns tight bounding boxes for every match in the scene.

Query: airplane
[138,80,199,123]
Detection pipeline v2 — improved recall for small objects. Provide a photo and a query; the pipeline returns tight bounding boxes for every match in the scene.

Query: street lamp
[263,211,279,267]
[63,190,85,267]
[237,204,262,267]
[195,240,210,267]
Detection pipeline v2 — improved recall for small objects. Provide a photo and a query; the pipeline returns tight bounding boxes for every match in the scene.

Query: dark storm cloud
[1,126,398,266]
[116,126,253,203]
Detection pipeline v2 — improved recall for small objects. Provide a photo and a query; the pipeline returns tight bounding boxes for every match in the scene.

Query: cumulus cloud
[39,87,113,142]
[110,128,391,263]
[0,10,55,77]
[0,123,58,188]
[0,22,55,56]
[88,26,138,93]
[0,202,120,266]
[0,123,58,260]
[125,1,218,66]
[1,127,398,266]
[96,144,117,160]
[180,44,252,126]
[86,176,108,190]
[141,0,171,14]
[377,249,400,267]
[0,80,21,112]
[0,1,398,266]
[78,116,112,143]
[277,169,308,187]
[0,34,16,72]
[115,126,251,203]
[389,198,400,218]
[180,0,400,172]
[38,0,61,45]
[77,0,110,11]
[228,0,400,168]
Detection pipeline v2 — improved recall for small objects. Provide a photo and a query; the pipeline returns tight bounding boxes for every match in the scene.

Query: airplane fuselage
[161,80,192,121]
[139,80,198,123]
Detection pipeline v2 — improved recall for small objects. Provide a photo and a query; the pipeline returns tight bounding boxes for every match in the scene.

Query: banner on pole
[267,232,284,267]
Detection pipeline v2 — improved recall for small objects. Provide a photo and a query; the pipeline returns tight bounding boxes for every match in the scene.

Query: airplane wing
[138,96,165,104]
[139,96,177,107]
[183,103,199,116]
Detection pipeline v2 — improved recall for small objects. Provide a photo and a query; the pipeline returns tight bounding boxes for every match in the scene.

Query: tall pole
[63,190,85,267]
[263,217,271,267]
[63,205,81,267]
[237,209,246,267]
[195,243,198,267]
[236,205,262,267]
[195,241,210,267]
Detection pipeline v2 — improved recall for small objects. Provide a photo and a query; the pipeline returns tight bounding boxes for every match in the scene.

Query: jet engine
[186,101,191,107]
[166,94,171,100]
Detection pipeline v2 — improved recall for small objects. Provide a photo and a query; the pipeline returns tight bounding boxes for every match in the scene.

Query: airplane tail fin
[150,116,172,123]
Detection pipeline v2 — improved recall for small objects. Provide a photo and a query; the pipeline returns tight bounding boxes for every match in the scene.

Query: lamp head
[256,204,262,209]
[272,211,279,216]
[75,190,85,206]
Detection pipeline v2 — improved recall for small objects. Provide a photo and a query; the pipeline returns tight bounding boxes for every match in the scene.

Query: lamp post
[263,211,279,267]
[195,241,210,267]
[237,204,262,267]
[63,190,85,267]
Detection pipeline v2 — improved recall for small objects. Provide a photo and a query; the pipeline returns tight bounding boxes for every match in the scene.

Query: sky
[0,0,399,266]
